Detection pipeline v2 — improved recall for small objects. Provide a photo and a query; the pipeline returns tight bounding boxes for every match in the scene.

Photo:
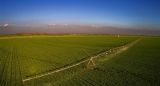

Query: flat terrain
[0,35,160,86]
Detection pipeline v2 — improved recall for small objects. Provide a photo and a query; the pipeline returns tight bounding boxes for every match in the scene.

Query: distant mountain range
[0,24,160,36]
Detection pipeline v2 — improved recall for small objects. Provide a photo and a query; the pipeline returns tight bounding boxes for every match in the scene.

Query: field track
[22,38,142,82]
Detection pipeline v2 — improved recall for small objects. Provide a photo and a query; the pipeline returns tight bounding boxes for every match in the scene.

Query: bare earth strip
[22,38,142,82]
[0,35,98,39]
[0,36,35,39]
[0,36,67,39]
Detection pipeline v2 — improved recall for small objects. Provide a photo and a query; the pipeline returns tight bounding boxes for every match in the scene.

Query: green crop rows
[1,35,159,86]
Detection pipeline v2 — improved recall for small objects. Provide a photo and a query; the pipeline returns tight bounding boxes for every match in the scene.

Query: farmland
[0,35,160,86]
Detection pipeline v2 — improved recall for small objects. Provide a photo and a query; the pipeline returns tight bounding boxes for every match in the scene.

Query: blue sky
[0,0,160,28]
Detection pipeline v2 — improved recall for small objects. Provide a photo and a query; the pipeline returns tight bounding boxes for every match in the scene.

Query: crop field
[0,35,159,86]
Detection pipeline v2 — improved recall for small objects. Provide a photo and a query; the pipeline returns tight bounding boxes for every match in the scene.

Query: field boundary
[0,35,108,39]
[22,38,142,82]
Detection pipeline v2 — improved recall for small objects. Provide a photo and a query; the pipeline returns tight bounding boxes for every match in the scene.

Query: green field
[0,35,160,86]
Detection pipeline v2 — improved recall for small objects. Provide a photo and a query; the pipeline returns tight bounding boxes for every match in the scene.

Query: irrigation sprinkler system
[82,49,96,69]
[22,38,142,83]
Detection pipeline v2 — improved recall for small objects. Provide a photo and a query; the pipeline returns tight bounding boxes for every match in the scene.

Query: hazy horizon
[1,0,160,29]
